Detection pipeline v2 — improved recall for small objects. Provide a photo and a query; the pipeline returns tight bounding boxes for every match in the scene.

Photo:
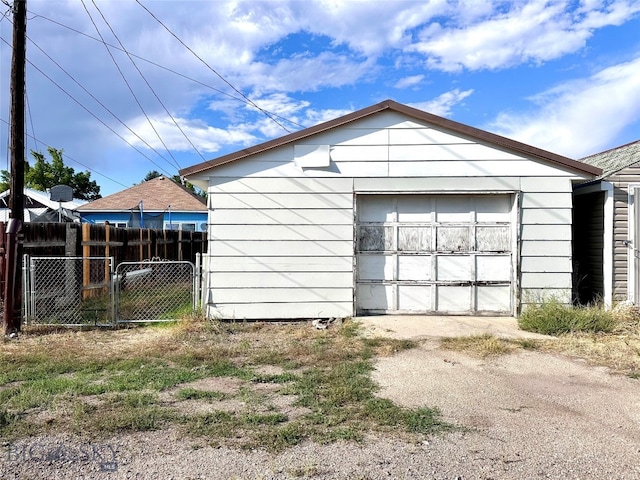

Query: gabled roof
[180,99,601,178]
[76,176,206,212]
[580,139,640,178]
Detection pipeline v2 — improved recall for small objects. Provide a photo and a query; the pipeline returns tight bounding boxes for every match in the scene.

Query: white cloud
[409,89,474,117]
[489,56,640,157]
[123,116,257,154]
[409,0,640,71]
[394,75,425,89]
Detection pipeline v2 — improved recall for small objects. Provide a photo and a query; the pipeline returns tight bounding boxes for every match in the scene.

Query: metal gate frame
[114,259,200,324]
[22,254,202,326]
[23,255,115,327]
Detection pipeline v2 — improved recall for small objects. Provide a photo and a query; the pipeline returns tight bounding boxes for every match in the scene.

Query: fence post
[82,223,90,299]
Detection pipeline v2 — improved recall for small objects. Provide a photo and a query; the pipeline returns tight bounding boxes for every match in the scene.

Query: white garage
[180,100,601,320]
[356,194,514,315]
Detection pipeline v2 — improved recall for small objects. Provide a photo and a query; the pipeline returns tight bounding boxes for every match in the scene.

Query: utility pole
[3,0,27,334]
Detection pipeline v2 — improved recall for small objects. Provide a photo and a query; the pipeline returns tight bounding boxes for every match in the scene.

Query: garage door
[356,194,513,315]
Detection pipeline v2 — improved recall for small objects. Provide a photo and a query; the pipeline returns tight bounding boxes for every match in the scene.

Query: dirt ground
[2,321,640,479]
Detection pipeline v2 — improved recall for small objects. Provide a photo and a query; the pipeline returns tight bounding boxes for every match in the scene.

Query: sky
[1,0,639,197]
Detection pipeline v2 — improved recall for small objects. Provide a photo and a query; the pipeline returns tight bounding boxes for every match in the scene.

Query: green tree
[0,148,101,200]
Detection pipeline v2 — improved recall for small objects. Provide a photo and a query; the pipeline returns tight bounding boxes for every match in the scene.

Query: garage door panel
[437,286,471,312]
[398,255,431,280]
[476,255,511,281]
[358,195,394,222]
[476,226,510,252]
[475,195,512,222]
[477,285,511,311]
[398,226,432,251]
[358,254,394,281]
[397,197,432,222]
[437,255,472,281]
[435,197,472,222]
[398,285,432,311]
[357,226,394,251]
[356,284,393,311]
[437,226,470,252]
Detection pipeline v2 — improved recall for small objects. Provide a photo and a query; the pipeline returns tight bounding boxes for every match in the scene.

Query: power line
[13,29,183,165]
[80,0,180,171]
[0,35,176,177]
[0,117,130,190]
[91,0,203,165]
[135,0,293,134]
[28,11,306,130]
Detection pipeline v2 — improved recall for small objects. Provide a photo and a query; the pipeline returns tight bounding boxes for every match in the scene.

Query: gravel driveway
[3,319,640,479]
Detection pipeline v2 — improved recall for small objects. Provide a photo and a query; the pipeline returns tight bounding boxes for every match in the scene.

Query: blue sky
[1,0,639,197]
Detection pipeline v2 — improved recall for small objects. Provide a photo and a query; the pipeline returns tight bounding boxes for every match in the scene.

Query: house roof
[580,139,640,178]
[0,187,86,210]
[76,176,206,212]
[179,99,601,178]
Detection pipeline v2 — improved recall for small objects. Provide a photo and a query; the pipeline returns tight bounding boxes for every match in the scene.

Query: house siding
[606,164,640,301]
[200,111,587,319]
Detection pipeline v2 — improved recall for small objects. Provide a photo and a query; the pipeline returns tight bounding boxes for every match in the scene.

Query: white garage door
[356,194,513,315]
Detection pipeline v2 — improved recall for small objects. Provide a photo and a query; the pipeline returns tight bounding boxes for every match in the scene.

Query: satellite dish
[50,185,73,202]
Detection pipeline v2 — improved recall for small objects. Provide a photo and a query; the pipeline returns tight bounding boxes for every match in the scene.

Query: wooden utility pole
[3,0,27,334]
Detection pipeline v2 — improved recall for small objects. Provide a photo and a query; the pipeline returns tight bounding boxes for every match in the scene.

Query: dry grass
[440,305,640,378]
[1,317,445,450]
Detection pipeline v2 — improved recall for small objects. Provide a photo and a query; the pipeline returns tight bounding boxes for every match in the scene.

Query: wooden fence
[0,222,207,303]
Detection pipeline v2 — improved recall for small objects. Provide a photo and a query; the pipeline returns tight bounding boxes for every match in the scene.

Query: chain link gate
[115,260,198,323]
[23,255,201,326]
[23,256,115,326]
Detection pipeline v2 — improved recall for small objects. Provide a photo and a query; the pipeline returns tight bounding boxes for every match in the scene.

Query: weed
[519,299,616,335]
[177,388,226,401]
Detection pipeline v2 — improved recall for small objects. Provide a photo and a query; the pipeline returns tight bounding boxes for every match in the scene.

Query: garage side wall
[201,111,583,319]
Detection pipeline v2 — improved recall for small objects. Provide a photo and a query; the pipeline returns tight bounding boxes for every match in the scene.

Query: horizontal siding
[521,241,572,256]
[210,208,353,225]
[210,177,353,194]
[521,257,572,272]
[521,192,572,208]
[209,302,353,320]
[354,176,520,192]
[521,224,571,241]
[210,272,353,289]
[211,288,352,303]
[389,144,524,161]
[521,273,572,289]
[209,256,353,272]
[210,193,353,209]
[210,240,353,257]
[211,224,353,241]
[521,208,572,225]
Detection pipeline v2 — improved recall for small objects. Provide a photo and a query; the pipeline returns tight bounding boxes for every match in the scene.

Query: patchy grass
[0,317,448,451]
[440,304,640,377]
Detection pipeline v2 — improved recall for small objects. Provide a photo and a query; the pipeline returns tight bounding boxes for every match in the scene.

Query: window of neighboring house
[101,221,127,228]
[164,222,196,231]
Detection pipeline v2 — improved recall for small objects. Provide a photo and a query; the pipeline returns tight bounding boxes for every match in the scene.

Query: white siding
[202,110,590,319]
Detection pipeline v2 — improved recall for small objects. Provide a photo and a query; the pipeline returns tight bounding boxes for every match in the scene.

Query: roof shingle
[76,176,206,212]
[581,140,640,178]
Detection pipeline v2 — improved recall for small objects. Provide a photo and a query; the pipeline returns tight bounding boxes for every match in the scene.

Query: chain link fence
[23,256,200,326]
[23,256,114,326]
[115,261,197,323]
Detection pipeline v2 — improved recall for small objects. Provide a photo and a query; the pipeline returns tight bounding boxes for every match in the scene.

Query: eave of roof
[179,99,601,178]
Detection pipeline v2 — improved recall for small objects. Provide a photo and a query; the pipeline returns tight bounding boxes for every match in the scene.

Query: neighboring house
[180,99,600,320]
[76,176,207,231]
[578,140,640,307]
[0,187,85,222]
